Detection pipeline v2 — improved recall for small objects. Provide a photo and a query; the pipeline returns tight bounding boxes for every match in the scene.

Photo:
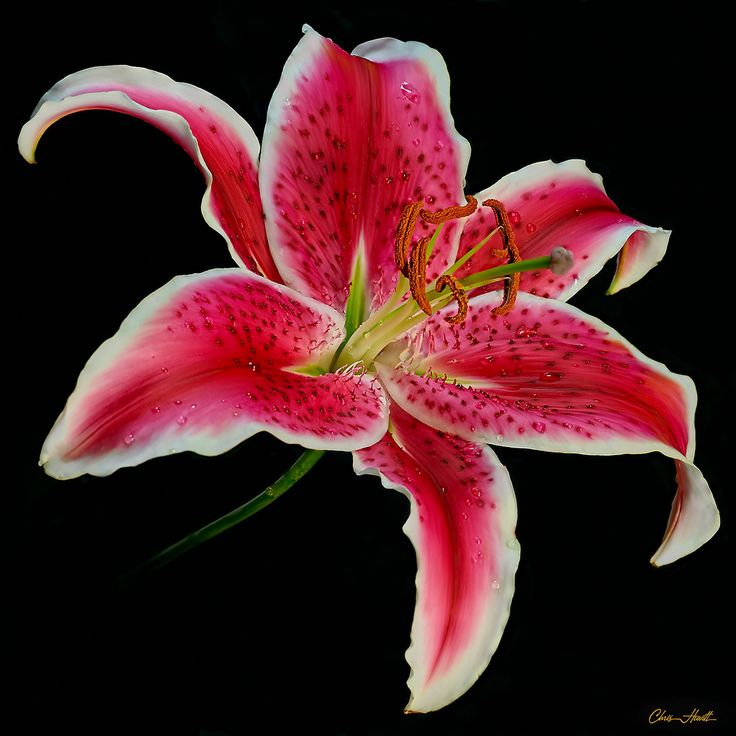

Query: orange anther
[408,236,433,315]
[420,195,478,225]
[435,274,468,324]
[394,201,424,276]
[482,198,521,315]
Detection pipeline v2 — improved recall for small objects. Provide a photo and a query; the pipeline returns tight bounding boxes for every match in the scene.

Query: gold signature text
[649,708,717,725]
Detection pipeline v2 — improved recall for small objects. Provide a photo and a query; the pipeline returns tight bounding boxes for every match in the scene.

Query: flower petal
[455,160,669,301]
[651,461,720,566]
[353,403,519,713]
[42,269,388,479]
[18,65,279,280]
[377,290,717,560]
[260,26,470,312]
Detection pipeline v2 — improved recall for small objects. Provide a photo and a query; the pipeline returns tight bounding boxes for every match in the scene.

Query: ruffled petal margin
[42,269,388,479]
[353,403,519,712]
[18,65,279,280]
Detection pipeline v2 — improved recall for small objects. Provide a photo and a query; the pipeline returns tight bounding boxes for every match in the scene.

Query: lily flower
[19,25,718,714]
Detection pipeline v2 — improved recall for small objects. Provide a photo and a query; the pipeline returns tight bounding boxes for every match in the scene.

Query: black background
[7,2,732,734]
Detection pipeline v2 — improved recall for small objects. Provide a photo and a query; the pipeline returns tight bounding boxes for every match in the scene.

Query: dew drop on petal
[539,371,562,383]
[532,421,546,433]
[177,415,188,426]
[526,222,538,234]
[509,210,521,225]
[400,81,421,104]
[474,536,482,545]
[491,579,501,590]
[123,433,135,446]
[412,137,421,146]
[515,325,537,338]
[151,406,161,414]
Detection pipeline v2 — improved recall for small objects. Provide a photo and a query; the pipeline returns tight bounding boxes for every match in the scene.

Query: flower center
[333,196,573,371]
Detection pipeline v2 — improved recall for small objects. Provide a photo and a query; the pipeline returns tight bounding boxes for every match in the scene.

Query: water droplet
[400,81,421,104]
[174,399,182,406]
[412,137,421,146]
[461,512,468,520]
[425,194,435,205]
[532,421,546,433]
[190,403,197,410]
[434,140,444,151]
[123,433,135,446]
[151,406,161,414]
[496,434,504,442]
[474,536,482,545]
[525,222,538,234]
[161,367,169,374]
[539,371,562,383]
[515,325,537,338]
[310,150,324,161]
[509,210,521,225]
[491,579,501,590]
[177,415,188,426]
[471,487,482,498]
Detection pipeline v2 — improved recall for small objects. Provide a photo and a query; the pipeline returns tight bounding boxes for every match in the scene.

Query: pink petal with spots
[260,25,470,313]
[18,65,279,280]
[353,403,519,713]
[455,160,669,301]
[377,291,718,562]
[41,269,388,479]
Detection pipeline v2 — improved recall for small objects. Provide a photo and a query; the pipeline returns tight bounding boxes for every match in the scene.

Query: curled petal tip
[649,461,720,567]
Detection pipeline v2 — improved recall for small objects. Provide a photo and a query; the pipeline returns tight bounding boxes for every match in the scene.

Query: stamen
[435,274,468,324]
[408,236,433,315]
[420,195,478,225]
[482,198,521,315]
[394,201,424,276]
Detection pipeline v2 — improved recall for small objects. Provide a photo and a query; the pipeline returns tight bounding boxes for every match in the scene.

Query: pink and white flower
[19,25,718,713]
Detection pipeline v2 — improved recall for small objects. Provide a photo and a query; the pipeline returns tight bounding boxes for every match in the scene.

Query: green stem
[117,449,325,586]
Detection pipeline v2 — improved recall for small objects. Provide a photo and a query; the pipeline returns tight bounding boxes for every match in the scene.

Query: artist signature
[649,708,717,725]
